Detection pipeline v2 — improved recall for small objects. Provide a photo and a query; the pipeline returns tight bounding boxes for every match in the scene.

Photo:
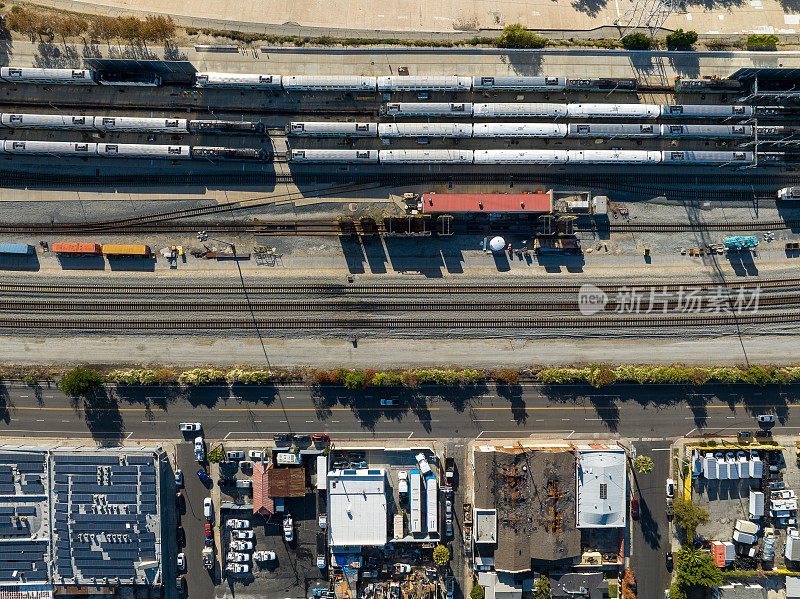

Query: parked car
[380,399,396,406]
[665,479,675,499]
[312,434,330,443]
[197,469,211,485]
[177,552,185,572]
[236,480,253,489]
[317,553,327,569]
[233,530,254,540]
[738,430,753,441]
[770,481,786,491]
[273,433,292,446]
[176,526,185,547]
[319,514,327,529]
[293,435,312,447]
[415,453,432,476]
[179,423,201,432]
[666,499,673,520]
[446,577,454,599]
[630,498,639,519]
[254,551,277,561]
[230,540,253,551]
[228,519,251,529]
[445,500,453,520]
[283,515,294,542]
[174,469,183,487]
[204,497,213,521]
[396,564,412,574]
[755,430,772,439]
[226,563,250,574]
[398,471,409,495]
[204,524,213,547]
[758,414,776,424]
[226,451,245,461]
[351,460,368,469]
[248,450,263,461]
[194,437,205,462]
[445,520,453,538]
[176,576,184,592]
[666,552,673,571]
[226,552,250,563]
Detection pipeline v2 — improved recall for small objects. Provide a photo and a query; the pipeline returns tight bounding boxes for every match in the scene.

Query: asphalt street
[630,440,671,599]
[0,382,796,442]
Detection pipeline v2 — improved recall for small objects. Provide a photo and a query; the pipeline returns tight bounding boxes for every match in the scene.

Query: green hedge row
[92,365,800,387]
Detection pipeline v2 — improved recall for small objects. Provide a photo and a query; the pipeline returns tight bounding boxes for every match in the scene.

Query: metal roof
[576,448,627,528]
[729,68,800,81]
[421,193,551,214]
[328,469,387,547]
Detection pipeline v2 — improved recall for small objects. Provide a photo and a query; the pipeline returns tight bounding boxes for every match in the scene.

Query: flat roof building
[576,447,627,529]
[0,445,164,593]
[328,468,387,548]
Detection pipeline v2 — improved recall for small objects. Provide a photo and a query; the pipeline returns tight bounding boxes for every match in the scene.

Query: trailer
[425,475,438,534]
[750,491,765,519]
[410,469,422,533]
[51,242,102,255]
[101,244,151,257]
[0,243,34,255]
[724,236,758,251]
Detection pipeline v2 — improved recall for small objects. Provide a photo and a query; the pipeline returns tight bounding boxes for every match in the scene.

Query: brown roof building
[473,446,581,572]
[252,463,305,516]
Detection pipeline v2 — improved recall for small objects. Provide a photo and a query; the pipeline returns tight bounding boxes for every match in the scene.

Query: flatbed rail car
[101,244,151,257]
[0,67,95,84]
[51,243,102,255]
[287,122,378,136]
[0,243,34,255]
[194,72,282,89]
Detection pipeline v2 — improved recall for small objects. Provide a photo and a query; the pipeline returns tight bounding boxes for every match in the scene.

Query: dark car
[293,434,312,447]
[176,492,185,513]
[197,469,211,485]
[630,498,639,519]
[755,430,773,439]
[273,433,292,446]
[176,526,185,547]
[738,431,753,441]
[666,552,673,571]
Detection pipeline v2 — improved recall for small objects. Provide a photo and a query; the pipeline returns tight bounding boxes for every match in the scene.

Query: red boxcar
[51,242,102,255]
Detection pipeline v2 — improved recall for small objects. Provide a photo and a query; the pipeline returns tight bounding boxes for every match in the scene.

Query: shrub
[666,29,698,48]
[492,370,520,385]
[633,455,654,474]
[621,32,652,50]
[186,27,198,35]
[589,365,616,387]
[747,33,778,48]
[108,369,157,385]
[495,23,547,49]
[207,445,224,463]
[344,370,371,389]
[10,5,19,12]
[59,367,104,398]
[400,371,419,388]
[178,368,225,385]
[470,586,485,599]
[371,372,403,386]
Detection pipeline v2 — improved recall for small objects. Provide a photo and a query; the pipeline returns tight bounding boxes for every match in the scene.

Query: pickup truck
[202,548,213,570]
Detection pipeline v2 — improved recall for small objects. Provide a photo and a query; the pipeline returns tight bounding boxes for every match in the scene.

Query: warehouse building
[419,193,552,215]
[575,446,627,529]
[0,445,165,594]
[328,468,387,548]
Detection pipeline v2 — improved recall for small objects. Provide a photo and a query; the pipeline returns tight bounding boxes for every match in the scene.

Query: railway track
[1,294,797,312]
[0,278,797,295]
[4,312,800,330]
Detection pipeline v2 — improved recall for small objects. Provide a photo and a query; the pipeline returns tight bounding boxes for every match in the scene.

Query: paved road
[0,382,795,442]
[630,441,671,599]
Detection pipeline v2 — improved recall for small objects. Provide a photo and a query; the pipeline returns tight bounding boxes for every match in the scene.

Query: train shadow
[726,251,759,276]
[57,255,106,270]
[0,253,40,271]
[107,257,156,272]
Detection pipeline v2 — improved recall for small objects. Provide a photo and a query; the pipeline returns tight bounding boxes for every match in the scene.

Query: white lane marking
[143,420,166,423]
[19,395,28,398]
[219,420,239,423]
[561,418,571,421]
[536,419,544,422]
[651,448,672,451]
[474,419,494,422]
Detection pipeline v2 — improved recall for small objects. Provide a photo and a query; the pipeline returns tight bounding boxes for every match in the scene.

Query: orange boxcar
[101,244,151,257]
[51,242,102,255]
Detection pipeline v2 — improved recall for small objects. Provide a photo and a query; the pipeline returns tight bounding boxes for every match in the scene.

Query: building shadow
[338,236,366,274]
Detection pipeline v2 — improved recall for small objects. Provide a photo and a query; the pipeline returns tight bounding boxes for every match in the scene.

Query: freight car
[0,243,34,254]
[51,242,102,255]
[101,244,151,257]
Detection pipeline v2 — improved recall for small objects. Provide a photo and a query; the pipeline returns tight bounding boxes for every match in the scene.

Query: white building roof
[328,468,387,547]
[786,576,800,598]
[576,449,627,528]
[474,508,497,544]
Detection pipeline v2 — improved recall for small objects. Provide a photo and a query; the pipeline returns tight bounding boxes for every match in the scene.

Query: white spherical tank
[488,236,506,252]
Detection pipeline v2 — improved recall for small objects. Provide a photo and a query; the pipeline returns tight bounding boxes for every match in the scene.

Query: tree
[666,29,698,48]
[433,545,449,566]
[344,370,370,389]
[668,584,687,599]
[621,32,652,50]
[207,445,224,463]
[633,455,654,474]
[533,577,550,599]
[672,497,709,539]
[6,8,43,38]
[495,23,547,49]
[470,586,485,599]
[117,15,144,43]
[53,15,88,43]
[143,15,175,42]
[59,367,104,398]
[676,546,722,588]
[747,33,778,48]
[90,15,120,43]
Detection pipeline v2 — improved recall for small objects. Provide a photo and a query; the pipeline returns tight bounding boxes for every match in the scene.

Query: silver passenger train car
[472,76,566,91]
[378,76,471,91]
[378,123,473,138]
[473,123,567,137]
[194,72,282,89]
[385,103,473,117]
